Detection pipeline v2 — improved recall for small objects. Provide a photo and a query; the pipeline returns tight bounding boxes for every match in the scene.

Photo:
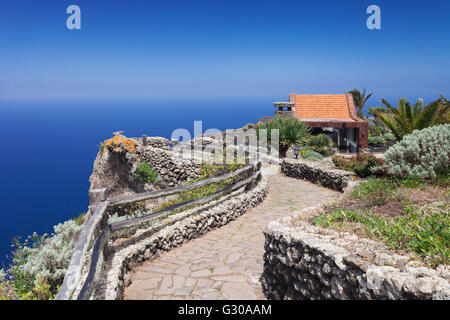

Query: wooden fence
[55,162,261,300]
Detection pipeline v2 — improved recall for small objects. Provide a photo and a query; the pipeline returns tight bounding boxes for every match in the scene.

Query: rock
[262,216,450,300]
[374,253,410,268]
[344,254,371,272]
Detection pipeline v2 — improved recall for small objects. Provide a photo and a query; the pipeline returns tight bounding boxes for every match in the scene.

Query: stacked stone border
[262,217,449,300]
[281,158,359,193]
[94,176,269,300]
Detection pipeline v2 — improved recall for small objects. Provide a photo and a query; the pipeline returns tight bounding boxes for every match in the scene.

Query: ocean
[0,97,273,265]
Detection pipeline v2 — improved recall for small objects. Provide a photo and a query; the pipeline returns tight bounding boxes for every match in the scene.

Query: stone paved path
[124,171,339,300]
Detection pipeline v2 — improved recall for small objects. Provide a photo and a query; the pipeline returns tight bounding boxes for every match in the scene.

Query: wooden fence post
[142,135,147,146]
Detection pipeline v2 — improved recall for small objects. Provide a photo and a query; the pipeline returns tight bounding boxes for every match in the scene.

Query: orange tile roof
[294,94,351,119]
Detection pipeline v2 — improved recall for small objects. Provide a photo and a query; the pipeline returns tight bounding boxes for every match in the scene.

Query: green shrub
[351,178,398,206]
[98,142,105,155]
[21,221,82,293]
[382,124,450,179]
[368,136,385,145]
[73,213,85,226]
[332,154,385,177]
[133,162,160,183]
[383,132,396,142]
[2,219,83,299]
[301,149,323,161]
[308,134,334,155]
[257,117,311,157]
[199,160,244,180]
[368,133,396,145]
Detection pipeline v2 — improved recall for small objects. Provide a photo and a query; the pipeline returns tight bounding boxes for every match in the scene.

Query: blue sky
[0,0,449,104]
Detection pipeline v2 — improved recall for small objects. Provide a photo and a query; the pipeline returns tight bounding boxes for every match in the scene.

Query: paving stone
[127,278,161,292]
[200,291,220,300]
[142,266,173,274]
[175,265,191,277]
[191,264,210,271]
[173,275,185,289]
[154,288,175,295]
[196,278,214,288]
[160,276,172,289]
[191,269,212,277]
[184,278,197,287]
[211,266,232,275]
[221,282,258,300]
[211,275,248,282]
[174,287,192,296]
[125,287,153,300]
[226,253,243,264]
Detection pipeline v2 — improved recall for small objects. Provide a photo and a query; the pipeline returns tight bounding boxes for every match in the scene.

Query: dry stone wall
[281,158,359,193]
[262,217,450,300]
[140,136,172,150]
[137,145,201,188]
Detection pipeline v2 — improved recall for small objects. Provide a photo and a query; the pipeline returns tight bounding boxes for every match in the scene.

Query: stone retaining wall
[281,158,358,193]
[138,146,201,188]
[141,136,172,150]
[93,175,269,300]
[262,217,450,300]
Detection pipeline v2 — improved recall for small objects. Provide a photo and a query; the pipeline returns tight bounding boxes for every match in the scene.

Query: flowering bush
[104,135,137,153]
[21,220,82,290]
[382,124,450,179]
[2,219,83,299]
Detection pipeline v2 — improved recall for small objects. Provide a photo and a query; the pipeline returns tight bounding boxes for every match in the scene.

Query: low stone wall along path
[124,171,339,300]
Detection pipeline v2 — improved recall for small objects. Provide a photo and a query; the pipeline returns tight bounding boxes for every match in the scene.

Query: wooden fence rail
[55,162,261,300]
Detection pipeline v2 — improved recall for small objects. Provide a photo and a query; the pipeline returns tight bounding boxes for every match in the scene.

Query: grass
[152,160,245,212]
[312,175,449,266]
[151,179,231,214]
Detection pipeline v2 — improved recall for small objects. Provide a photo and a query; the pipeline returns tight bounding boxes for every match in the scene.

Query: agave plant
[349,88,373,117]
[257,117,311,157]
[373,96,449,141]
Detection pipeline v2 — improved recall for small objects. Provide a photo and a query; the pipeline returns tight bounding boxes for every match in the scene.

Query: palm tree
[257,117,310,157]
[372,96,449,140]
[349,88,373,117]
[436,94,450,124]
